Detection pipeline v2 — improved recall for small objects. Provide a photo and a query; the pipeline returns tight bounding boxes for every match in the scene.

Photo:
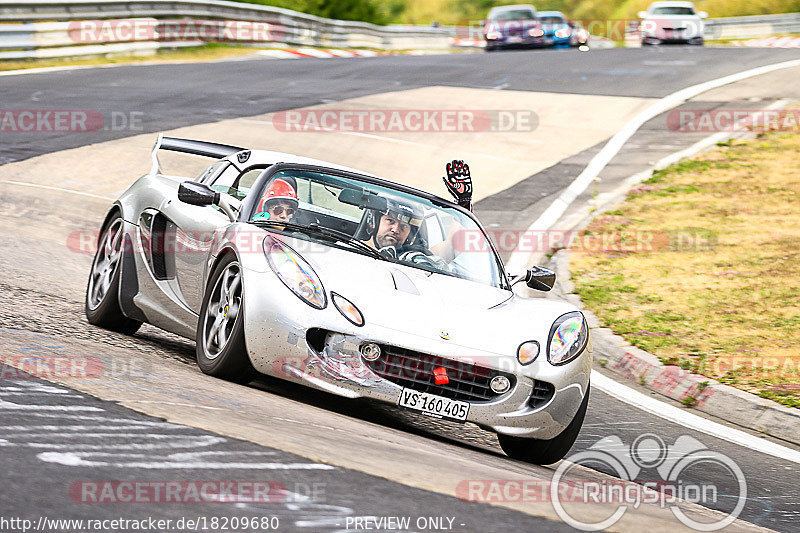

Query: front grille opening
[529,380,556,409]
[363,345,516,403]
[305,328,328,353]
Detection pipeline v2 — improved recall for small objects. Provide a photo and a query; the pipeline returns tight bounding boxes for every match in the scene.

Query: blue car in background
[537,11,572,46]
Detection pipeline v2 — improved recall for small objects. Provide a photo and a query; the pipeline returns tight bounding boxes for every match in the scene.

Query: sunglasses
[269,206,295,217]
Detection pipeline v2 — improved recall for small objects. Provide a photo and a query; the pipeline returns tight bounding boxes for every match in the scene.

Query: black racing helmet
[359,197,425,246]
[384,198,424,230]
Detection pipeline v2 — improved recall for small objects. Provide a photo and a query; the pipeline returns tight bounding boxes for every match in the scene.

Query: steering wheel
[399,250,450,271]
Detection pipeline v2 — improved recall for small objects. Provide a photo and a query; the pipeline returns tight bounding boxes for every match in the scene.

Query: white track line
[37,452,336,469]
[584,98,791,217]
[592,371,800,464]
[0,65,98,77]
[506,57,800,272]
[0,179,115,200]
[512,59,800,461]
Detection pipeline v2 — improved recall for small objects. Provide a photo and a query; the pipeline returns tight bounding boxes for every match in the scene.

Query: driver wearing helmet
[362,159,474,265]
[365,198,424,255]
[253,177,298,223]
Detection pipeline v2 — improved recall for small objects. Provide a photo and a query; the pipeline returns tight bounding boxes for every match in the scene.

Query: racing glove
[443,159,473,211]
[378,246,398,260]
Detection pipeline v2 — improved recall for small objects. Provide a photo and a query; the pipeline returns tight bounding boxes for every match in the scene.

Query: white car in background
[638,1,707,45]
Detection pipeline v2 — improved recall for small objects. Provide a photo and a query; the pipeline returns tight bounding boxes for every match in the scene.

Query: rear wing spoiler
[150,134,246,175]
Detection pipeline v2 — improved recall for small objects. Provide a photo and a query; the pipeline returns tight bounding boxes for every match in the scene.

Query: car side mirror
[178,181,219,206]
[638,10,648,18]
[698,11,708,18]
[510,266,556,291]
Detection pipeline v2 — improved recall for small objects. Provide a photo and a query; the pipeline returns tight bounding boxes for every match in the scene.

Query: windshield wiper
[307,223,391,260]
[253,221,390,261]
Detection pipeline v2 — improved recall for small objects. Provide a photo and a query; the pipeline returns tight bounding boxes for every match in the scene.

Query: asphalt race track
[1,46,800,532]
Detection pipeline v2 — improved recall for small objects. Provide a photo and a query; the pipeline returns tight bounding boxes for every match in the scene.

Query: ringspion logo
[551,434,746,530]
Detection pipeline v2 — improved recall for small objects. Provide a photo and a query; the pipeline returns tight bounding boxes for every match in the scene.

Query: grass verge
[569,130,800,408]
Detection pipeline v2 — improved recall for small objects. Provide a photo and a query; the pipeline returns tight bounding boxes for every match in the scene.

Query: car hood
[485,20,541,36]
[286,236,574,355]
[643,15,702,26]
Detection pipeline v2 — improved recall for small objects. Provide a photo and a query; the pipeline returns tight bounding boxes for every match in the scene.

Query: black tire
[85,215,142,335]
[196,254,255,383]
[498,385,589,465]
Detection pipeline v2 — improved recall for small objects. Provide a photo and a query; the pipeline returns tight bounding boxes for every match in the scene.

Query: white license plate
[507,36,523,43]
[397,389,470,422]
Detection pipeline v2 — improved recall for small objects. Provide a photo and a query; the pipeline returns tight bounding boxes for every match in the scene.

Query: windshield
[248,169,507,288]
[651,6,695,14]
[539,16,565,24]
[490,9,536,20]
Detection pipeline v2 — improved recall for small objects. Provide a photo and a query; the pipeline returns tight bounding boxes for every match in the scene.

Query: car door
[159,162,237,313]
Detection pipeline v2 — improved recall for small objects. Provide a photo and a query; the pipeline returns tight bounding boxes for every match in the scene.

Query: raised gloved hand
[443,159,472,211]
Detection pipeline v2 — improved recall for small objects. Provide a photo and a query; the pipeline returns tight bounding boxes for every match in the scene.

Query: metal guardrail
[705,12,800,39]
[0,0,450,59]
[0,1,797,60]
[620,12,800,45]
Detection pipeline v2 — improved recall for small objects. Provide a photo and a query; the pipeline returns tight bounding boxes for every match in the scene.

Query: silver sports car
[85,135,591,464]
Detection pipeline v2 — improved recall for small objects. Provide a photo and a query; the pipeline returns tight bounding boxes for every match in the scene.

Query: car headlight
[528,28,544,37]
[555,28,570,38]
[486,31,501,40]
[547,312,588,365]
[331,292,364,327]
[264,239,326,309]
[517,340,540,365]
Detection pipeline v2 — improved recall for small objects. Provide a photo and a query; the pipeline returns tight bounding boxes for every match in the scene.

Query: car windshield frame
[651,6,696,15]
[489,9,537,20]
[239,163,511,290]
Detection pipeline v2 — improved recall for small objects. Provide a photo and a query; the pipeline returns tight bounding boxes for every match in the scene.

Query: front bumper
[642,34,703,44]
[241,266,591,440]
[487,36,552,49]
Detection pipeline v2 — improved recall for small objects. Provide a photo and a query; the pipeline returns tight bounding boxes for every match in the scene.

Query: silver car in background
[85,135,591,465]
[639,1,707,45]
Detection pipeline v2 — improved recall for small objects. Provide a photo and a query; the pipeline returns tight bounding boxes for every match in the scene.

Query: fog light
[360,343,381,361]
[490,375,511,394]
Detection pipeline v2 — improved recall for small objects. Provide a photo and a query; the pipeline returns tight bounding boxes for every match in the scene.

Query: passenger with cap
[253,177,298,223]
